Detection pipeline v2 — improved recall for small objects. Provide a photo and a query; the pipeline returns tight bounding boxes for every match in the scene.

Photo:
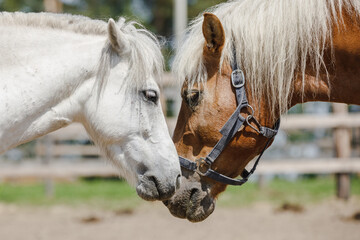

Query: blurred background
[0,1,360,239]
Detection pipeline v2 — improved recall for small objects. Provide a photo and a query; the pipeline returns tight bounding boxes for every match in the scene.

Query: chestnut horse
[164,0,360,222]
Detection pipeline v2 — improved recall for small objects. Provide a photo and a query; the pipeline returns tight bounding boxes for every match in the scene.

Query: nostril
[137,163,148,175]
[176,174,181,190]
[147,175,159,190]
[190,188,199,200]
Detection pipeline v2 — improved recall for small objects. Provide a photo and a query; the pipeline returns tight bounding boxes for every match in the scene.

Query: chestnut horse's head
[164,0,349,222]
[163,13,280,222]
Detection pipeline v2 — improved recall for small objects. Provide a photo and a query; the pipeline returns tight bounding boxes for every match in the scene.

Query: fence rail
[280,113,360,129]
[1,158,360,179]
[1,113,360,178]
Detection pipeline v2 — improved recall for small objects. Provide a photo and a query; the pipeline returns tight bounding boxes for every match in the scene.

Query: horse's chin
[163,183,216,222]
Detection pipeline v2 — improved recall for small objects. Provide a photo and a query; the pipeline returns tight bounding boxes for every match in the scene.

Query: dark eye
[183,90,202,108]
[142,90,159,104]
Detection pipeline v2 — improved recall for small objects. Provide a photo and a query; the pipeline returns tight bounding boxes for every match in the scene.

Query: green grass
[217,175,360,207]
[0,178,141,210]
[0,175,359,210]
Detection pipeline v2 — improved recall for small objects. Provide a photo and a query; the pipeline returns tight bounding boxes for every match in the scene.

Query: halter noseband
[178,50,281,186]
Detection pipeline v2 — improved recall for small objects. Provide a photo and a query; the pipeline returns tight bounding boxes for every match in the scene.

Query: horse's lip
[136,175,178,201]
[136,181,160,201]
[185,194,215,222]
[164,191,215,222]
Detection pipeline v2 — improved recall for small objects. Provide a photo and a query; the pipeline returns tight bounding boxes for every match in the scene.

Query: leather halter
[179,51,281,186]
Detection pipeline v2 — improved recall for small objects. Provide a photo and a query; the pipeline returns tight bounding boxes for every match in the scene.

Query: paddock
[1,1,360,238]
[0,199,359,240]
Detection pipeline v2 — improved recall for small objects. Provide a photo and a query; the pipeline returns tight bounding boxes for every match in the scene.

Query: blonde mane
[172,0,360,119]
[0,12,164,92]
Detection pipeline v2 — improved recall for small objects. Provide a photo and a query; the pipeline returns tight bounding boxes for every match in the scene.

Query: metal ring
[239,104,255,122]
[247,104,255,116]
[195,157,211,176]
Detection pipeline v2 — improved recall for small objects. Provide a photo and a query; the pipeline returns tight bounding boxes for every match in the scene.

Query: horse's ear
[107,18,126,52]
[202,13,225,55]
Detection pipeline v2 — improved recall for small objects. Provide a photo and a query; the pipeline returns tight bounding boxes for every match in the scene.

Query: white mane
[172,0,360,119]
[95,19,164,96]
[0,12,107,35]
[0,12,164,93]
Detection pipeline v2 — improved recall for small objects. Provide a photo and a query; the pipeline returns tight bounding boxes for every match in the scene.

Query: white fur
[0,12,180,189]
[172,0,360,119]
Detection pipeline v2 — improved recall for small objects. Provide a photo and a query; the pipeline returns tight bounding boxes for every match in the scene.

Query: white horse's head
[0,13,180,201]
[81,19,181,201]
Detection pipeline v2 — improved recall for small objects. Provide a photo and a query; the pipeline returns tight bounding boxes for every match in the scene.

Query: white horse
[0,12,181,201]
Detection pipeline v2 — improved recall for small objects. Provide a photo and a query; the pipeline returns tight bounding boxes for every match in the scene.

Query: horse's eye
[142,90,159,104]
[183,90,202,108]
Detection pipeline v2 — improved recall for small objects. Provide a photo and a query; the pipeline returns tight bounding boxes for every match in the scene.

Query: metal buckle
[245,115,262,135]
[231,69,245,88]
[195,157,211,176]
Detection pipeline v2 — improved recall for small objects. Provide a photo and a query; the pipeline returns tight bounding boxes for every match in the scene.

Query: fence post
[42,136,54,198]
[257,174,266,189]
[44,0,63,13]
[333,103,351,200]
[174,0,187,49]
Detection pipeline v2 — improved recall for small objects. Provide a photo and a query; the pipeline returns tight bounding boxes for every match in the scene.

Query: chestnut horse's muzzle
[163,173,215,222]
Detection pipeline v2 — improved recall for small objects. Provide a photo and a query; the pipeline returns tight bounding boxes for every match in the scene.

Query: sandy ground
[0,199,359,240]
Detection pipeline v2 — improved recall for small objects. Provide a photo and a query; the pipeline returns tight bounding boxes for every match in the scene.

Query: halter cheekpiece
[179,49,281,186]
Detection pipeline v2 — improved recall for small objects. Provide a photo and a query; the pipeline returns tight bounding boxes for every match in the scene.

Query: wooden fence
[1,113,360,178]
